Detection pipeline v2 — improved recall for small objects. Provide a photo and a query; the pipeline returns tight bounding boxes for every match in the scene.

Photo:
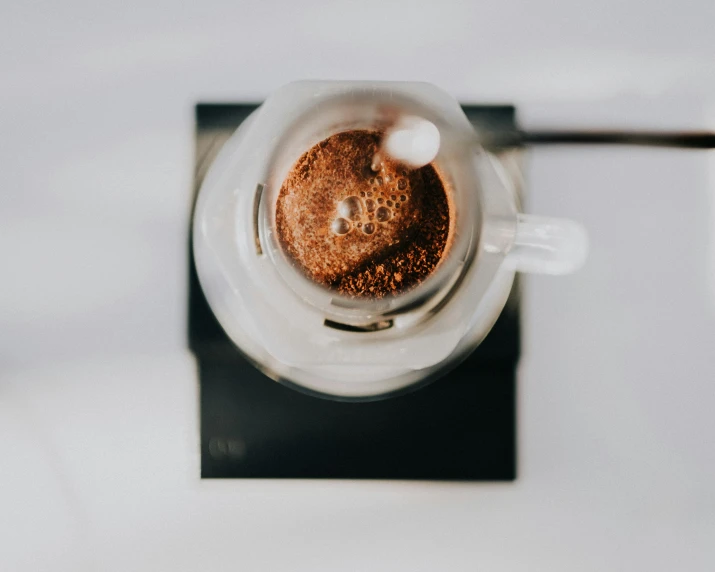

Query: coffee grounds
[275,130,451,298]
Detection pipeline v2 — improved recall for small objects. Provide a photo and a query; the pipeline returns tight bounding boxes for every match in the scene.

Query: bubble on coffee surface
[365,198,376,212]
[397,178,407,190]
[371,152,382,172]
[331,217,351,235]
[376,206,391,222]
[338,196,363,221]
[362,222,375,235]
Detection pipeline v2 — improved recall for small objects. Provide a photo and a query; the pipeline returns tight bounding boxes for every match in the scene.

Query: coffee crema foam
[275,130,452,299]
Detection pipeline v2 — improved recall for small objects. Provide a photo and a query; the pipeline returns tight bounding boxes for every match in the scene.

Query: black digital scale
[190,103,521,480]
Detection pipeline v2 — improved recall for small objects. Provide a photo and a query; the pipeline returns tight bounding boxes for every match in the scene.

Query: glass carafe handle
[504,214,589,275]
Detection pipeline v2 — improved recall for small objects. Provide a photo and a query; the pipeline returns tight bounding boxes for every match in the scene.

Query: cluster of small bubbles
[330,165,412,235]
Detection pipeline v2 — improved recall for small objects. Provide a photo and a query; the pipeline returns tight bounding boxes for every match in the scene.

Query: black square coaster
[191,103,520,480]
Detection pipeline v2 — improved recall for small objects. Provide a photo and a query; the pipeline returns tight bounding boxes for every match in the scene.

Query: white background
[1,1,714,570]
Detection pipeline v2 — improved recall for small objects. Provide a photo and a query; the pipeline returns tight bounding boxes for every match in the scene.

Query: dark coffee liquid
[276,130,451,298]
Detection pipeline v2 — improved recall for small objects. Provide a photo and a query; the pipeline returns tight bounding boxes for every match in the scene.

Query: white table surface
[1,1,714,570]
